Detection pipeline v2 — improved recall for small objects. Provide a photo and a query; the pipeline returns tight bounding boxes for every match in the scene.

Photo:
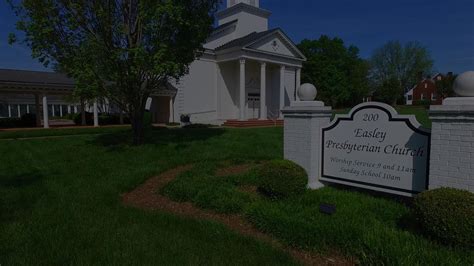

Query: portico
[233,57,302,121]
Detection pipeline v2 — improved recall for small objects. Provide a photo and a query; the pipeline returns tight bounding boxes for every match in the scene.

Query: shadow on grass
[90,127,226,149]
[0,172,46,222]
[0,172,43,188]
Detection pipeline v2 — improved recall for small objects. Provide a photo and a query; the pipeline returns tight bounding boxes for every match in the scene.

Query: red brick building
[405,73,445,105]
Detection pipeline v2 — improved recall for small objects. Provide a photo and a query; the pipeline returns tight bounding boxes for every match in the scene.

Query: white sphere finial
[298,83,317,101]
[454,71,474,97]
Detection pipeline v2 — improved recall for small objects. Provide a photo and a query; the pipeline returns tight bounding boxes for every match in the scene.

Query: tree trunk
[131,109,145,145]
[81,99,86,126]
[119,112,124,125]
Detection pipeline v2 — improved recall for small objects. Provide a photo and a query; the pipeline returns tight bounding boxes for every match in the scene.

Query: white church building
[151,0,306,125]
[0,0,306,128]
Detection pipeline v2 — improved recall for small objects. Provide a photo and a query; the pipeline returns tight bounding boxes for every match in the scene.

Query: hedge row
[0,114,37,128]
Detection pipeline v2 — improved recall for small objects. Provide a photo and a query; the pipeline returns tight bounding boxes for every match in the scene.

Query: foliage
[370,41,434,105]
[0,113,36,128]
[160,153,472,264]
[182,124,215,129]
[413,188,474,248]
[8,0,220,144]
[180,114,191,123]
[0,127,296,265]
[413,99,431,107]
[297,36,369,107]
[435,73,457,98]
[72,112,130,126]
[257,160,308,200]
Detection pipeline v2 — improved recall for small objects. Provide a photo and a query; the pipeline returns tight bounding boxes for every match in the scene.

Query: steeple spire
[227,0,260,8]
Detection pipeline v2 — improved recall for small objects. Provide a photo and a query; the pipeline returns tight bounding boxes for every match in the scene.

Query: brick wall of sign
[429,121,474,191]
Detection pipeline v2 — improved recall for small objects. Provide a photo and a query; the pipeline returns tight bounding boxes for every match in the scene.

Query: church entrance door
[152,96,170,124]
[247,93,260,119]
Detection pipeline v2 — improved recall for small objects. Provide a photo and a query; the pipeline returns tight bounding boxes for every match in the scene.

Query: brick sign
[320,102,431,196]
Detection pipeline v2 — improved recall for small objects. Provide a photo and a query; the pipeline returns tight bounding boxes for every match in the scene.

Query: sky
[0,0,473,74]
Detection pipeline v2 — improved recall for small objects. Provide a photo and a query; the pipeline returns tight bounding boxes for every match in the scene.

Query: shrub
[20,113,37,127]
[183,123,213,129]
[73,112,131,126]
[413,188,474,248]
[413,99,431,108]
[257,160,308,200]
[0,114,36,128]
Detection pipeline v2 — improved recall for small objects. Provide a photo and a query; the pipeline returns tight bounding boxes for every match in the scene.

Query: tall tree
[297,36,369,108]
[435,73,457,98]
[8,0,220,144]
[370,41,434,105]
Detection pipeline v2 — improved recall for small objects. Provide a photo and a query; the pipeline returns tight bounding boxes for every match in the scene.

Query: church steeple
[227,0,260,8]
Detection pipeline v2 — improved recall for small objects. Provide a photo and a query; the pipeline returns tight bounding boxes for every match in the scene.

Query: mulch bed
[122,164,354,266]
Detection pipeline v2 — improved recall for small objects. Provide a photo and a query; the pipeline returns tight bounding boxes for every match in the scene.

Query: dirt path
[122,165,354,266]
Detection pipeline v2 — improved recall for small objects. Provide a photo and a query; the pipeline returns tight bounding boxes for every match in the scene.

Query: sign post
[320,102,431,197]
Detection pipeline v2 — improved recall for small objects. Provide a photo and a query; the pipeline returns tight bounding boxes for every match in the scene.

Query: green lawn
[1,120,469,265]
[1,127,296,265]
[163,161,473,265]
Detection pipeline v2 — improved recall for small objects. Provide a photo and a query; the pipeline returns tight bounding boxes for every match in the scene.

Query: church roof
[215,28,280,51]
[214,28,306,60]
[211,19,238,35]
[216,3,271,20]
[0,69,75,91]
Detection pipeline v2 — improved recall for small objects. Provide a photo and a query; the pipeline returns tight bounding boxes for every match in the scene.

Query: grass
[0,105,458,264]
[1,127,298,265]
[163,161,474,265]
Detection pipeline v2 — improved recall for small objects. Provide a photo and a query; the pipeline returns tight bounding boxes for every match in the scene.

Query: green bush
[413,188,474,248]
[73,112,130,126]
[257,160,308,200]
[0,114,37,128]
[413,99,431,108]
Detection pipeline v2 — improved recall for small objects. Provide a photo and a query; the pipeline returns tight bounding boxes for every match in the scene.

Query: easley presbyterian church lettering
[321,102,431,196]
[325,128,426,157]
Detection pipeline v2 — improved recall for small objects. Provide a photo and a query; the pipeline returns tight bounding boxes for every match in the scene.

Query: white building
[0,0,305,128]
[150,0,306,125]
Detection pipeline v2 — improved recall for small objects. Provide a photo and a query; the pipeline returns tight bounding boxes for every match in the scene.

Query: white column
[279,65,286,118]
[67,105,71,114]
[93,100,99,127]
[260,62,267,120]
[42,95,49,128]
[8,104,11,118]
[59,105,63,117]
[26,104,30,114]
[35,94,41,127]
[296,68,301,101]
[17,105,21,118]
[74,106,78,114]
[52,104,56,117]
[239,58,246,120]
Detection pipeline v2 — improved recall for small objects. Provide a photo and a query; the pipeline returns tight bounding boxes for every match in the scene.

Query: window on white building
[407,95,413,101]
[0,103,8,118]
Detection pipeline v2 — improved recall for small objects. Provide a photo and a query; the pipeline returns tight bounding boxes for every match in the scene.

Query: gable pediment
[246,31,305,59]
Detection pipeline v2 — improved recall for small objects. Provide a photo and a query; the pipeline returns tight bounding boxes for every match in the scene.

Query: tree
[8,0,220,145]
[297,36,369,108]
[370,41,433,105]
[435,73,457,98]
